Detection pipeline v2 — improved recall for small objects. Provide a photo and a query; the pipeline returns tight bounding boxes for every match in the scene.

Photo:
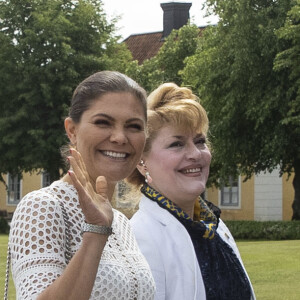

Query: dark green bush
[0,217,10,234]
[223,220,300,240]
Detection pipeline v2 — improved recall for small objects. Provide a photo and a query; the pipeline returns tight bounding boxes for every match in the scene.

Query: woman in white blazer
[128,83,256,300]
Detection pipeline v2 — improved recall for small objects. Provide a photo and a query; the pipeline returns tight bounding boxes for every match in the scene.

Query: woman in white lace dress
[8,71,155,300]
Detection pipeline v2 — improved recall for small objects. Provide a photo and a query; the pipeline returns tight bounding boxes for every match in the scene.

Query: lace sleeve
[9,189,67,299]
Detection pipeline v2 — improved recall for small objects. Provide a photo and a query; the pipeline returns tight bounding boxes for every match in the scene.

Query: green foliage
[224,220,300,240]
[274,0,300,134]
[0,218,9,234]
[182,0,299,183]
[0,0,133,180]
[126,24,200,93]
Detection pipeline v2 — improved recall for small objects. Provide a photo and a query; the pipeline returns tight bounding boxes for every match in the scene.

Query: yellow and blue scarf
[141,184,219,239]
[141,184,252,299]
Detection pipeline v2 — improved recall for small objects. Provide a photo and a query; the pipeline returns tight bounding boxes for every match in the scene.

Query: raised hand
[68,148,113,227]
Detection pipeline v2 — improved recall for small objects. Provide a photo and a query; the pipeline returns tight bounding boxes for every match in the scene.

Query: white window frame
[219,176,241,209]
[6,173,22,206]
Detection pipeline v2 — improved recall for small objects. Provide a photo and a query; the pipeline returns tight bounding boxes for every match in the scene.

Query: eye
[169,141,184,148]
[195,137,206,148]
[94,119,110,126]
[126,122,145,132]
[126,123,144,132]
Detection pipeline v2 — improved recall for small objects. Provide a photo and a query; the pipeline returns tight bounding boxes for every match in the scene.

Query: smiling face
[65,92,146,184]
[142,125,211,211]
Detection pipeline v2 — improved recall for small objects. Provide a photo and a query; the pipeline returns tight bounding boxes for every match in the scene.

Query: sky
[101,0,219,40]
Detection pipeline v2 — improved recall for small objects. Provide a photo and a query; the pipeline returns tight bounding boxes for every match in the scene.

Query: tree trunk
[292,159,300,220]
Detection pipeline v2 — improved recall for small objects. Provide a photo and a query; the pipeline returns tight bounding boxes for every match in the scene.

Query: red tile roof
[124,26,207,64]
[124,31,165,64]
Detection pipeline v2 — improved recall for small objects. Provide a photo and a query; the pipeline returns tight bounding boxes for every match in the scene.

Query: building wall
[254,168,282,221]
[1,170,295,221]
[0,171,41,214]
[282,172,294,220]
[206,176,255,221]
[207,170,294,221]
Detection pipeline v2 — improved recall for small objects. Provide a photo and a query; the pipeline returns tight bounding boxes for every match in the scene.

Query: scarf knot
[141,184,219,240]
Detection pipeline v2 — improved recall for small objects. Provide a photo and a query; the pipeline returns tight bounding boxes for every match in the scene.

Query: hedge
[1,217,299,240]
[0,217,9,234]
[223,220,300,240]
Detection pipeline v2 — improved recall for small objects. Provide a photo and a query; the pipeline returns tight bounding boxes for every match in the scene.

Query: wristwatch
[81,222,113,236]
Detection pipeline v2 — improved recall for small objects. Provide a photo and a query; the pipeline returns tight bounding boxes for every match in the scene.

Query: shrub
[0,217,9,234]
[223,220,300,240]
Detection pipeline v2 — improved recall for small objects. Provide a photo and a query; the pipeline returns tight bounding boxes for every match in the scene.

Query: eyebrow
[172,133,204,139]
[92,113,144,123]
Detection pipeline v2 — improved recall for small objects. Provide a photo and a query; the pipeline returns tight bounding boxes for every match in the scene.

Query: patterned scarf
[141,184,252,300]
[141,184,219,239]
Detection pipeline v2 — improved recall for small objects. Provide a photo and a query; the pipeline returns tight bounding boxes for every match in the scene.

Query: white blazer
[131,195,256,300]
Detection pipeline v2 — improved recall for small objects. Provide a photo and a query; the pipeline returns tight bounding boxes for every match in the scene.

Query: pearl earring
[141,160,152,184]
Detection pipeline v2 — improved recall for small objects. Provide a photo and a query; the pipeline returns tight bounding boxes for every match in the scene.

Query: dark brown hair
[69,70,147,122]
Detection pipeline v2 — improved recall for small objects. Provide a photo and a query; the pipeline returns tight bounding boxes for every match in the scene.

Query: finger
[68,156,86,185]
[68,170,85,198]
[68,169,95,210]
[71,148,90,182]
[96,176,108,198]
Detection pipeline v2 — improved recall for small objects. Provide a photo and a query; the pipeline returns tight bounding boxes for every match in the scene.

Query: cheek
[132,134,146,154]
[203,149,212,164]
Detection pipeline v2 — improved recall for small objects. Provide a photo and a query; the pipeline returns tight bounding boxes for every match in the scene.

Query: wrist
[81,222,113,236]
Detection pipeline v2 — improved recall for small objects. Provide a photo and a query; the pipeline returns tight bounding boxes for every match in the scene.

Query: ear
[64,117,77,145]
[137,159,147,176]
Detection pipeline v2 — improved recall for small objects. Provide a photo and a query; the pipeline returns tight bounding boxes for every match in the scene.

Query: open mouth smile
[101,150,129,160]
[180,167,202,174]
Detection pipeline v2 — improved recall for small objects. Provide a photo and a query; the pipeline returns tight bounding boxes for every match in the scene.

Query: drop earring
[140,160,152,184]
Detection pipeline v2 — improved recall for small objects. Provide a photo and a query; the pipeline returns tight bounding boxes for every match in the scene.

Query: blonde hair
[127,83,209,187]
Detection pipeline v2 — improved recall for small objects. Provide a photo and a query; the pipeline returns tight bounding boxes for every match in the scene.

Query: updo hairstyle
[127,82,209,187]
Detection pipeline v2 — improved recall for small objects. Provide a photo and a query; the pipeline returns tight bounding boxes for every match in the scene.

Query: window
[42,171,52,187]
[220,176,239,207]
[7,174,21,205]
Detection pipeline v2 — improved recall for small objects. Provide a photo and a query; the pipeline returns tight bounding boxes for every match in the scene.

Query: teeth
[102,151,126,158]
[183,168,201,174]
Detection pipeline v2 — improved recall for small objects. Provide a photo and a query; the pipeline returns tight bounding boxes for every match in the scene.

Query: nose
[109,127,128,145]
[185,143,202,161]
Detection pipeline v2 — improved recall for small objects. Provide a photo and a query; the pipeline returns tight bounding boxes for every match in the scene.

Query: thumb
[96,176,108,198]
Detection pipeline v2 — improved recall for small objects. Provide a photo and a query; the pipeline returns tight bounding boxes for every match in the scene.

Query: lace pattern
[9,180,155,300]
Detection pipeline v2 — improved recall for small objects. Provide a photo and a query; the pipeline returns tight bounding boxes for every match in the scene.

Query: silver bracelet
[81,222,113,236]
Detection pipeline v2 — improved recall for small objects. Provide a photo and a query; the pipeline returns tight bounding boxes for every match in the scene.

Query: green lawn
[0,235,15,300]
[237,240,300,300]
[0,235,299,299]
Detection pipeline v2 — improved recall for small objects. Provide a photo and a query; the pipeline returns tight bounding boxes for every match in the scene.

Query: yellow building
[0,168,294,222]
[206,170,294,221]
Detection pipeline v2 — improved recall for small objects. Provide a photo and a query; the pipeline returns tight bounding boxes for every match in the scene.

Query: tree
[0,0,132,181]
[126,24,200,93]
[274,0,300,219]
[182,0,300,219]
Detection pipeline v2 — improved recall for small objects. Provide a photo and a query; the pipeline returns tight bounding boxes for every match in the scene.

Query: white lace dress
[9,180,155,300]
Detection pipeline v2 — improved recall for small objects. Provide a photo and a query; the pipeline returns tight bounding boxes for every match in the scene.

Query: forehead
[155,125,203,140]
[84,92,146,120]
[153,125,202,143]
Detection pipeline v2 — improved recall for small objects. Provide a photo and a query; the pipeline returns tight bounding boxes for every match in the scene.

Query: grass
[0,235,299,299]
[237,240,300,300]
[0,235,15,300]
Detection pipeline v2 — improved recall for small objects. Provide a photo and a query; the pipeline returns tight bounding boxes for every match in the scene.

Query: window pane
[7,174,21,204]
[220,176,239,207]
[42,172,52,187]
